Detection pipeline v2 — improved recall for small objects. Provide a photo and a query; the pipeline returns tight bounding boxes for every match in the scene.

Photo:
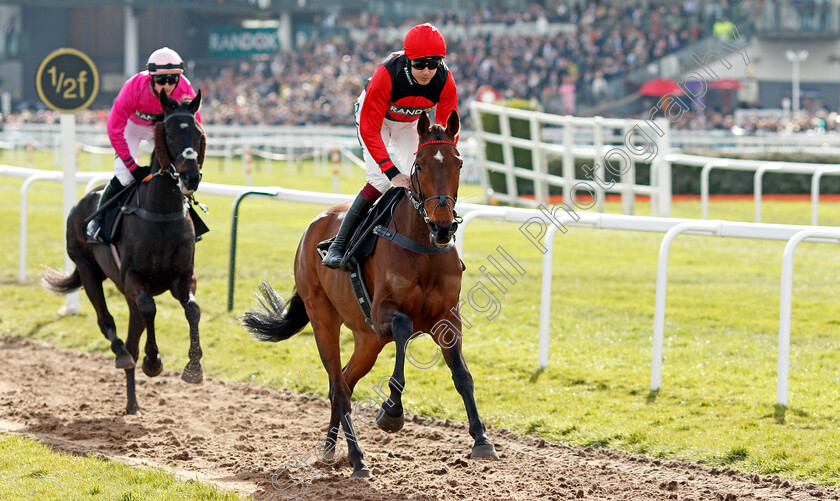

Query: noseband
[407,139,462,225]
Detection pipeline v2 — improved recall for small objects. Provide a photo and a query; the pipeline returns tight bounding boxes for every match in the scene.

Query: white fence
[3,164,837,406]
[666,153,840,225]
[469,101,673,217]
[4,117,840,407]
[470,103,840,225]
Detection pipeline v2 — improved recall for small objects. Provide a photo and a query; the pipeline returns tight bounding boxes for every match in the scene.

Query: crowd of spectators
[194,0,719,127]
[8,0,838,134]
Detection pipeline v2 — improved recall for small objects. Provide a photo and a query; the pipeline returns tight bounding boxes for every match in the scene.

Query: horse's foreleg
[438,339,498,460]
[176,275,202,384]
[376,310,412,433]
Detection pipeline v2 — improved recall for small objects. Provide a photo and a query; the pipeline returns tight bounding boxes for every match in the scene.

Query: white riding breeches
[114,120,154,187]
[355,89,420,194]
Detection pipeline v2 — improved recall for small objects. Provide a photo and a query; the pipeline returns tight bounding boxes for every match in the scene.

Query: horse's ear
[417,111,431,138]
[187,89,202,115]
[159,88,174,113]
[445,109,460,140]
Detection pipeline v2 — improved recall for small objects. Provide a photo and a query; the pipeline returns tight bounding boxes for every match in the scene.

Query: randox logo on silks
[135,110,157,122]
[388,105,432,117]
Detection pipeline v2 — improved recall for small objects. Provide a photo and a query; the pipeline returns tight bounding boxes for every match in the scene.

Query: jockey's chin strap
[407,139,462,226]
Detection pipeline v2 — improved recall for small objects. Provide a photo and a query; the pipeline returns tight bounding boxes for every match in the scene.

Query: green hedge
[675,151,840,195]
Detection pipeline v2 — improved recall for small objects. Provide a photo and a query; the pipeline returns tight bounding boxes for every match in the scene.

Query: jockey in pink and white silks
[87,47,201,242]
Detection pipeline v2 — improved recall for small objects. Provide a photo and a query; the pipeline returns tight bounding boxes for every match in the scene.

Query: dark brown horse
[242,110,497,478]
[43,89,206,415]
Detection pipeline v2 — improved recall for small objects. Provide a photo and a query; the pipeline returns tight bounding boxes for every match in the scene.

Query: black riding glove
[130,166,151,183]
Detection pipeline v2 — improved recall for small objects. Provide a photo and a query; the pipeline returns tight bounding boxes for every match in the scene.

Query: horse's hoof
[115,354,136,370]
[470,443,499,460]
[351,468,372,479]
[181,366,203,384]
[142,354,163,377]
[125,405,140,416]
[376,408,404,433]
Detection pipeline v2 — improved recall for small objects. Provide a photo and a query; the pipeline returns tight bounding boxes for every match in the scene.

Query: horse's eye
[414,162,422,172]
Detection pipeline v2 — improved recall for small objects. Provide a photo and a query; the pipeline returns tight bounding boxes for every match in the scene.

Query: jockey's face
[410,57,441,86]
[152,73,180,94]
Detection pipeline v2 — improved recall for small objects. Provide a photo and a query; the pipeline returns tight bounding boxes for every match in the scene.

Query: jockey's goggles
[410,57,442,70]
[153,74,180,86]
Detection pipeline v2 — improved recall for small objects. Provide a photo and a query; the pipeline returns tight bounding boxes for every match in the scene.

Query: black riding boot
[322,193,373,269]
[86,177,122,243]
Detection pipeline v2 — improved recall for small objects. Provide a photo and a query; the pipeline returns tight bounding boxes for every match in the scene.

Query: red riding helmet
[403,23,446,60]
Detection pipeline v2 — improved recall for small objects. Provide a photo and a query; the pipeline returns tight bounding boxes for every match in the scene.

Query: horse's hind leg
[309,309,371,478]
[124,272,162,378]
[123,302,146,415]
[174,274,202,384]
[323,333,385,459]
[75,256,134,368]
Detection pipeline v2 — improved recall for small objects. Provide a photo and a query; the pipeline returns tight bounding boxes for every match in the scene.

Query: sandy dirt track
[1,334,837,501]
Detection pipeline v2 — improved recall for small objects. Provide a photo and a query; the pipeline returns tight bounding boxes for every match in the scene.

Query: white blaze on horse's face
[182,148,198,161]
[177,147,200,195]
[433,149,444,163]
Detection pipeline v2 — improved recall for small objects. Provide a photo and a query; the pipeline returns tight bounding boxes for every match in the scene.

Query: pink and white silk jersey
[106,72,201,185]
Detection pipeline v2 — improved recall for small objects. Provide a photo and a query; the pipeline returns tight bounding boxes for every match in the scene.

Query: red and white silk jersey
[357,52,458,177]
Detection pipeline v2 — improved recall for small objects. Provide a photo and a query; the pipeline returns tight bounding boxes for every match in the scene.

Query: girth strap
[121,204,187,222]
[372,225,454,254]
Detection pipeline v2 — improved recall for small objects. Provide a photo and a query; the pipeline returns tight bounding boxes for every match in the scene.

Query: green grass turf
[1,150,839,488]
[0,434,243,500]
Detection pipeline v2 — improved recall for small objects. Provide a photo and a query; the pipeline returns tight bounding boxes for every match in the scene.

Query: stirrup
[86,219,104,244]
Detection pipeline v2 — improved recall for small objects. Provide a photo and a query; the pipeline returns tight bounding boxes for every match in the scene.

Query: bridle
[407,138,462,226]
[151,111,203,181]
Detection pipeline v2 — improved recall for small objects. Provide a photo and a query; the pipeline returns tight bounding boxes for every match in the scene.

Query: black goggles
[153,74,180,86]
[410,57,442,70]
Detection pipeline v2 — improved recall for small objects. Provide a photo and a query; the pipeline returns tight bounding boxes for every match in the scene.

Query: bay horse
[242,110,497,478]
[43,89,206,415]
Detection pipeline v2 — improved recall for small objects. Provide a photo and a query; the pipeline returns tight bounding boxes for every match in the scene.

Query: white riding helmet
[146,47,185,75]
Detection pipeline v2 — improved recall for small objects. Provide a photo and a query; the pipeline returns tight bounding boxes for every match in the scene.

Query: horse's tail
[41,267,82,294]
[240,281,310,342]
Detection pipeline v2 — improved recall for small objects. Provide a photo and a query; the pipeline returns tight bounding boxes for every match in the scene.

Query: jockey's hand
[130,165,151,183]
[391,173,411,189]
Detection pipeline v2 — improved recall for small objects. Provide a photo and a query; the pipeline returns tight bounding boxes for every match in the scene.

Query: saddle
[91,184,209,244]
[315,189,404,325]
[316,188,462,326]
